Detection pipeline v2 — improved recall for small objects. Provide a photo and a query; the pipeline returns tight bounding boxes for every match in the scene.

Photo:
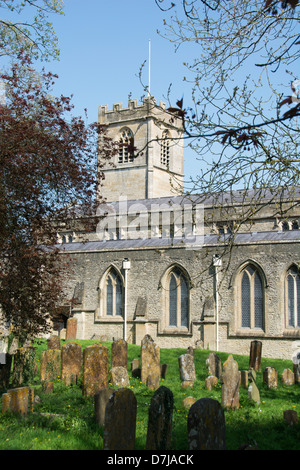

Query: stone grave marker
[187,398,226,450]
[248,369,260,404]
[82,344,109,397]
[221,355,239,409]
[146,386,174,450]
[249,340,262,371]
[206,352,222,379]
[94,388,113,427]
[111,339,127,368]
[240,370,249,389]
[281,368,295,386]
[103,388,137,450]
[2,386,34,416]
[66,317,77,340]
[283,410,298,426]
[109,366,130,387]
[131,358,140,378]
[39,349,61,383]
[61,342,82,385]
[178,353,196,388]
[205,376,218,391]
[12,347,36,387]
[263,367,278,389]
[141,335,160,390]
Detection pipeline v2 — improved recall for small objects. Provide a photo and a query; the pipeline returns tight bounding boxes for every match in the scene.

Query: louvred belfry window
[118,128,134,163]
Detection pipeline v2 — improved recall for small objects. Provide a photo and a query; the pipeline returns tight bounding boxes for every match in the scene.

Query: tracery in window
[99,267,123,318]
[167,267,189,329]
[118,128,134,164]
[240,265,264,329]
[285,266,300,328]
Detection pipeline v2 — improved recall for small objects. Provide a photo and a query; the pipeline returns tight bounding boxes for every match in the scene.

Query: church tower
[98,96,184,202]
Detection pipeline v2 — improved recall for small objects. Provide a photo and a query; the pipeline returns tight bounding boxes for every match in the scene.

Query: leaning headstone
[281,368,295,386]
[178,353,196,388]
[187,398,226,450]
[205,376,218,391]
[66,317,77,340]
[141,335,160,390]
[109,366,130,387]
[2,386,34,416]
[221,355,239,409]
[249,340,262,371]
[248,369,260,404]
[293,362,300,384]
[146,386,174,450]
[206,352,222,379]
[12,347,36,387]
[82,344,109,397]
[94,388,113,427]
[103,388,137,450]
[186,346,194,357]
[61,342,82,386]
[263,367,278,389]
[111,339,127,368]
[47,335,60,350]
[39,349,61,383]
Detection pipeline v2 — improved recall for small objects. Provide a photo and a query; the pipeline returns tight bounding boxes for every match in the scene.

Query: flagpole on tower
[148,39,151,98]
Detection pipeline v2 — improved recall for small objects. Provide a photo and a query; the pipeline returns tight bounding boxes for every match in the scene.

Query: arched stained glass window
[168,267,189,328]
[240,265,264,329]
[286,267,300,328]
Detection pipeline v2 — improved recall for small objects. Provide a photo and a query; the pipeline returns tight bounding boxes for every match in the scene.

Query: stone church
[56,96,300,360]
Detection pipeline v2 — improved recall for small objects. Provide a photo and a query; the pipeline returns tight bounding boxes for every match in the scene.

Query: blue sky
[41,0,198,182]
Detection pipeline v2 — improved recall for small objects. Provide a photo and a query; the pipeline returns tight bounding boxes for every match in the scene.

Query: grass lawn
[0,339,300,450]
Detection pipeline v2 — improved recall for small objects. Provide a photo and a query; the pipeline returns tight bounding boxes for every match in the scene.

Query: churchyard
[0,333,300,450]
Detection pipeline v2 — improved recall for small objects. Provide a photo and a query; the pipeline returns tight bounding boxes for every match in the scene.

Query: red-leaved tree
[0,55,117,341]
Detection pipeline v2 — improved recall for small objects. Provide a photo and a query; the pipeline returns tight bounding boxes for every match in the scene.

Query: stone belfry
[98,96,184,202]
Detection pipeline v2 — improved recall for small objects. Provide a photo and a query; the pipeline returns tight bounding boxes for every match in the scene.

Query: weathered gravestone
[248,369,260,404]
[240,370,249,389]
[2,386,34,416]
[66,317,77,340]
[221,355,239,409]
[263,367,278,389]
[47,335,60,350]
[103,388,137,450]
[12,347,36,387]
[111,339,127,369]
[39,349,61,383]
[146,386,174,450]
[249,340,262,371]
[281,368,295,386]
[178,353,196,388]
[187,398,226,450]
[94,388,113,427]
[82,344,109,397]
[206,352,222,379]
[182,396,196,409]
[109,366,130,387]
[283,409,298,426]
[61,342,82,386]
[160,363,168,379]
[141,335,160,390]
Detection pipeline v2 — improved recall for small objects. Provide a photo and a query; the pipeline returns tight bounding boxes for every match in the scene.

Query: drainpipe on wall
[122,258,131,341]
[212,254,222,352]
